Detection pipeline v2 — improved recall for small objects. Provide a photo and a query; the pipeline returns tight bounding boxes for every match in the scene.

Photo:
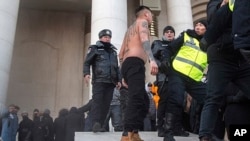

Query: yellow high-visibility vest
[172,32,207,82]
[229,0,235,11]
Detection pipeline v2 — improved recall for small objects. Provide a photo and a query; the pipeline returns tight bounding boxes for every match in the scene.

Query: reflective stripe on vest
[229,0,235,11]
[172,32,207,82]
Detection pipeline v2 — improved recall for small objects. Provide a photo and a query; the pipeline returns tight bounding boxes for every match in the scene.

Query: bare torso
[119,20,149,63]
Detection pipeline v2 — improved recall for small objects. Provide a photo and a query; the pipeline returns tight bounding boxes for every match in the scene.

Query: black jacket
[83,41,120,84]
[204,1,242,62]
[18,116,34,141]
[65,108,83,141]
[232,0,250,49]
[41,114,54,141]
[151,39,172,82]
[205,2,232,48]
[54,117,66,141]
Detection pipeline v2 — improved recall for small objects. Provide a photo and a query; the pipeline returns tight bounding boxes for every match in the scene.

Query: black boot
[163,113,176,141]
[157,126,165,137]
[92,122,106,132]
[173,114,189,137]
[173,128,189,137]
[200,136,212,141]
[157,118,165,137]
[200,135,223,141]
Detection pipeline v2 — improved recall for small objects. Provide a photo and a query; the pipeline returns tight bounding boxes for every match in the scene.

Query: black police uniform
[151,39,171,136]
[83,39,120,131]
[199,1,250,140]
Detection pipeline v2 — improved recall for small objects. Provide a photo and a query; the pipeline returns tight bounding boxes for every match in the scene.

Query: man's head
[194,19,207,36]
[162,26,175,41]
[135,5,153,24]
[33,109,40,117]
[8,104,15,113]
[14,105,20,114]
[21,111,28,118]
[98,29,112,43]
[43,109,51,115]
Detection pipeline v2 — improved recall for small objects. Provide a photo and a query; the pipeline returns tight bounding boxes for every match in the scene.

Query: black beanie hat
[98,29,112,38]
[196,19,207,29]
[33,109,39,113]
[163,26,175,34]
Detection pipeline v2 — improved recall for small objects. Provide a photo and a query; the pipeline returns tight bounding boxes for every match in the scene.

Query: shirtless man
[119,5,158,141]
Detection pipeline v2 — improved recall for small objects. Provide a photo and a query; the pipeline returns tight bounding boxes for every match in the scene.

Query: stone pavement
[75,131,200,141]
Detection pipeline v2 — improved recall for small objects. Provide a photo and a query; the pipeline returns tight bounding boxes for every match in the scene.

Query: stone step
[75,131,199,141]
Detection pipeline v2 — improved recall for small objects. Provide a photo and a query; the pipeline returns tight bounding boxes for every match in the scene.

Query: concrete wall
[7,8,86,117]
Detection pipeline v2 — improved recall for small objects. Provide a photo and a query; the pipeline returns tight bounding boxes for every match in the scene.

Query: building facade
[0,0,208,117]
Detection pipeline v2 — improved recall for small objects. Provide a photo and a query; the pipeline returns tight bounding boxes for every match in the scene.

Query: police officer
[199,0,250,140]
[151,26,178,137]
[83,29,121,132]
[163,21,208,141]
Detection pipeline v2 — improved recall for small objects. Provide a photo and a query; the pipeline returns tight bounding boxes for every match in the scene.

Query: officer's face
[163,30,175,41]
[195,23,206,36]
[100,35,111,43]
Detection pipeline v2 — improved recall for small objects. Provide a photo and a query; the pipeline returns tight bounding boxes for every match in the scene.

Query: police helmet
[98,29,112,38]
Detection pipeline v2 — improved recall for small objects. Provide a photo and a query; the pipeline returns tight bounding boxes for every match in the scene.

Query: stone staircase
[75,131,200,141]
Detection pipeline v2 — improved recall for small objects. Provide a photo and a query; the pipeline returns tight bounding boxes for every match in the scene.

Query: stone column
[91,0,127,52]
[0,0,20,113]
[166,0,193,35]
[88,0,127,97]
[83,13,91,101]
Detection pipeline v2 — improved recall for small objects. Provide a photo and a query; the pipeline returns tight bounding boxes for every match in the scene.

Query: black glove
[160,60,170,73]
[199,38,208,52]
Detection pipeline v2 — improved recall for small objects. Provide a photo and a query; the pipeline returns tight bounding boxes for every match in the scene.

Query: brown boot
[128,132,144,141]
[120,135,129,141]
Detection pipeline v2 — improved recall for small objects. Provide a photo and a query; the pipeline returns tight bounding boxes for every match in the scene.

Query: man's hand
[199,38,208,52]
[122,78,128,88]
[150,61,158,75]
[116,82,122,89]
[84,75,91,87]
[220,0,229,7]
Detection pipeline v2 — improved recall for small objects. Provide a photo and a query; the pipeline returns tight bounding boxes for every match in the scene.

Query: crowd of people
[0,105,86,141]
[2,1,250,141]
[0,86,157,141]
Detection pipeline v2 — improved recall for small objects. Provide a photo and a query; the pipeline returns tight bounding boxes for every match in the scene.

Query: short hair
[8,104,15,108]
[44,109,50,115]
[33,109,39,113]
[135,5,152,17]
[14,105,20,110]
[21,111,28,116]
